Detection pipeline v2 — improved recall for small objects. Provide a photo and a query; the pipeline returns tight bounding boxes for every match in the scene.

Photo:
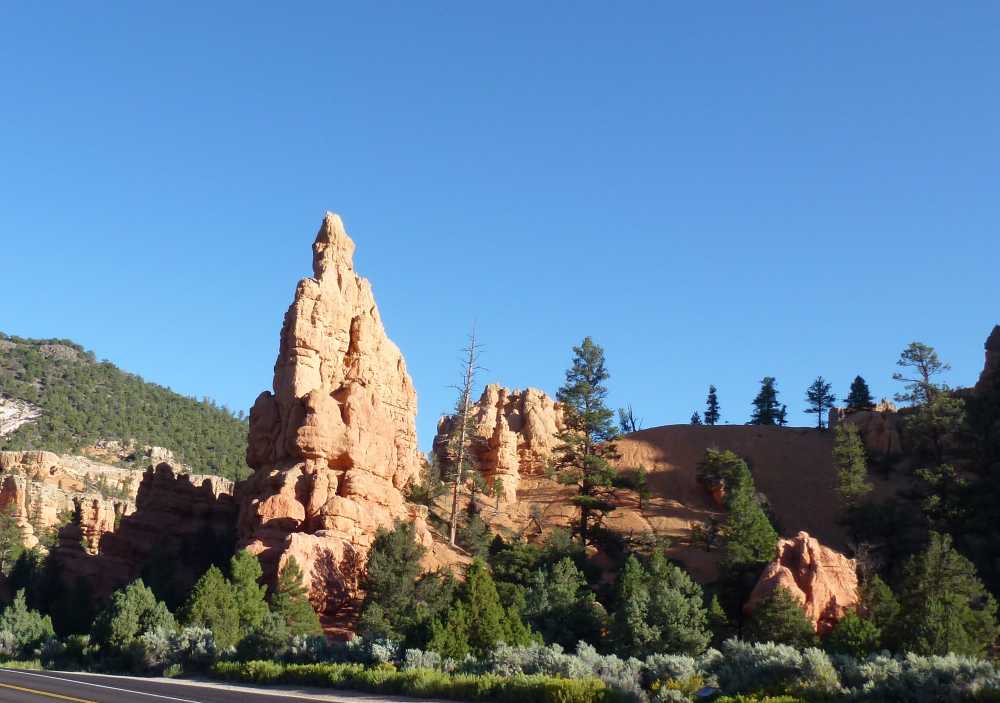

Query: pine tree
[271,557,322,636]
[690,411,702,425]
[446,327,483,546]
[705,385,721,425]
[833,423,871,508]
[707,594,732,646]
[805,376,836,429]
[0,506,24,576]
[894,532,998,656]
[610,552,710,656]
[750,377,781,425]
[697,449,779,572]
[0,590,55,658]
[859,574,899,649]
[893,342,950,406]
[744,587,817,647]
[523,557,605,649]
[824,610,881,658]
[845,376,875,413]
[553,337,620,544]
[91,579,175,653]
[181,565,240,649]
[229,550,269,637]
[428,560,532,658]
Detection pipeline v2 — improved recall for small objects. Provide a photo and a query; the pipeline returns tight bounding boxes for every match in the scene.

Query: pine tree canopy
[805,376,836,429]
[750,377,782,426]
[705,385,721,425]
[845,375,875,412]
[553,337,620,544]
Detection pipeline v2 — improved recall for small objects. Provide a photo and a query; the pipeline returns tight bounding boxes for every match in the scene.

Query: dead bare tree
[448,326,484,547]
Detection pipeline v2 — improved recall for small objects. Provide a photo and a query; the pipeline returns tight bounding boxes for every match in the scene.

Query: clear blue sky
[2,3,997,450]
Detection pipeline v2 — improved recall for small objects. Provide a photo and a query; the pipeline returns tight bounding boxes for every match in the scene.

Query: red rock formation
[0,450,132,552]
[58,463,236,599]
[745,531,859,633]
[975,325,1000,394]
[238,212,436,617]
[829,400,903,458]
[433,384,564,503]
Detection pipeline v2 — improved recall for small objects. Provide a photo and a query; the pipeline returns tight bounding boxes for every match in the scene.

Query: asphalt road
[0,668,418,703]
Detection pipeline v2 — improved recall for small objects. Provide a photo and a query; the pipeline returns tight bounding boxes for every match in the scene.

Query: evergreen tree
[690,411,702,425]
[229,549,269,637]
[705,385,721,426]
[428,560,533,658]
[833,423,871,509]
[805,376,836,429]
[523,557,605,649]
[181,565,240,649]
[0,505,24,576]
[893,342,950,406]
[824,611,881,658]
[707,593,733,646]
[860,574,900,639]
[553,337,620,544]
[697,450,779,572]
[744,587,817,647]
[357,522,454,647]
[271,557,322,637]
[777,404,788,426]
[894,532,998,656]
[0,590,55,658]
[750,377,781,426]
[904,394,966,464]
[845,376,875,413]
[611,553,711,656]
[92,579,175,654]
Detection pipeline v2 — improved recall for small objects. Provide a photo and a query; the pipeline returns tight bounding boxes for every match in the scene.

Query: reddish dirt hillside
[484,423,903,583]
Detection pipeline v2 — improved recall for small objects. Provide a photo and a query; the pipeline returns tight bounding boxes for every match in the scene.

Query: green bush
[208,660,613,703]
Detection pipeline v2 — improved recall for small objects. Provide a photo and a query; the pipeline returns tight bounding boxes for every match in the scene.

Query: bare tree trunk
[449,327,480,547]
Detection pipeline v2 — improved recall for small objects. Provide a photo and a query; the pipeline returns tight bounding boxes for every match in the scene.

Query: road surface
[0,668,439,703]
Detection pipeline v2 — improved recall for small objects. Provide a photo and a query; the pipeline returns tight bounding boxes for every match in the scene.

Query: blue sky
[2,3,997,450]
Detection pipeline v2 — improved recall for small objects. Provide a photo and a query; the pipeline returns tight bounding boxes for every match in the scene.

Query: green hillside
[0,333,250,480]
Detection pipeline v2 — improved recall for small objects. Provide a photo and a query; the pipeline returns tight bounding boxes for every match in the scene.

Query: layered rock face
[745,531,859,633]
[58,463,236,599]
[976,325,1000,394]
[829,400,903,458]
[239,213,433,616]
[0,450,135,551]
[433,384,564,503]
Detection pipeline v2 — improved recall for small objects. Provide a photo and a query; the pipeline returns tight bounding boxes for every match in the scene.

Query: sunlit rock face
[238,213,435,617]
[433,384,565,503]
[745,531,859,634]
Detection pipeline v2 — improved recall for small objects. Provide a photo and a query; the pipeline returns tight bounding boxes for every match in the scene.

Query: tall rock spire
[240,212,431,622]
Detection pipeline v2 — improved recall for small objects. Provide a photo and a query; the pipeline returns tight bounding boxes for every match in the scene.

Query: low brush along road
[0,668,430,703]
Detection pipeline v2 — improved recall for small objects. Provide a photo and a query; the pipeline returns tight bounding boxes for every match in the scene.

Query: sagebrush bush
[836,651,1000,702]
[710,639,841,697]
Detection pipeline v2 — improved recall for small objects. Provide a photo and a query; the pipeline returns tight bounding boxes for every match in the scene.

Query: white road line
[0,669,206,703]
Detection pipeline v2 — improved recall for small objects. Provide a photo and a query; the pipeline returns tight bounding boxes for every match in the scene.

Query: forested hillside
[0,333,249,480]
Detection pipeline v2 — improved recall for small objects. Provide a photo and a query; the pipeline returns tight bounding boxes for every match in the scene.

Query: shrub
[0,590,55,658]
[710,639,841,698]
[235,611,290,661]
[836,652,1000,702]
[743,589,817,649]
[91,580,175,654]
[823,611,881,658]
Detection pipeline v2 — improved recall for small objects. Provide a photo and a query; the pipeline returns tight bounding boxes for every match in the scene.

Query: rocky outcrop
[57,463,236,600]
[0,450,134,551]
[976,325,1000,394]
[0,397,41,438]
[238,212,435,617]
[745,531,859,633]
[433,385,564,503]
[829,400,903,458]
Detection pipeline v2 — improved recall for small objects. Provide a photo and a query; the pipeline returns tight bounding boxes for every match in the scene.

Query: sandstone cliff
[239,212,441,618]
[975,325,1000,394]
[0,450,135,552]
[745,531,859,633]
[433,384,565,503]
